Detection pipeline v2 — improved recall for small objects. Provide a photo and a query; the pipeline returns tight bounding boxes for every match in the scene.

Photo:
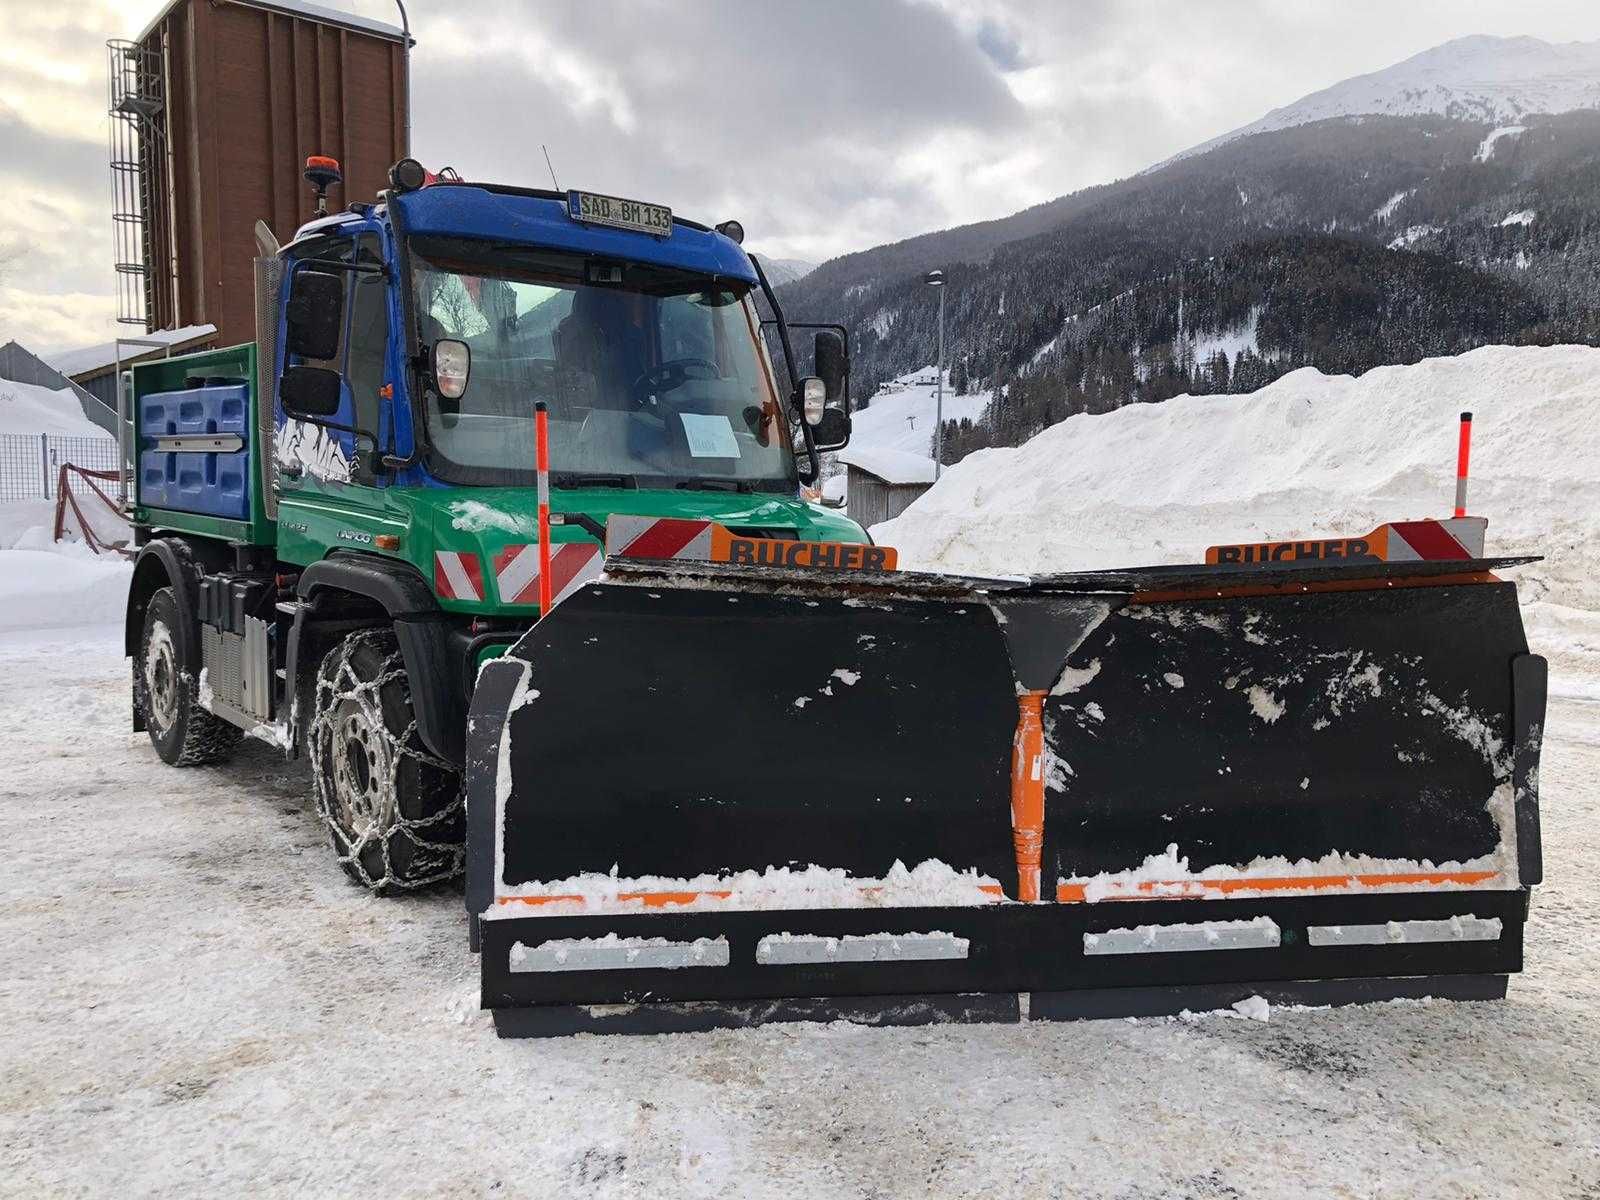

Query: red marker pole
[1454,411,1473,518]
[535,401,553,614]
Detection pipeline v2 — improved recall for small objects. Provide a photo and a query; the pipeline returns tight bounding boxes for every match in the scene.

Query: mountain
[774,36,1600,462]
[752,256,817,286]
[1175,35,1600,163]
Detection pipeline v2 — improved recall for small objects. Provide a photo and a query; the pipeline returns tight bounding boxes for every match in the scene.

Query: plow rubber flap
[1044,581,1529,887]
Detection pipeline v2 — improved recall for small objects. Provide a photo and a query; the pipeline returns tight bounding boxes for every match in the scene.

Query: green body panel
[135,347,867,619]
[277,481,865,616]
[130,344,276,547]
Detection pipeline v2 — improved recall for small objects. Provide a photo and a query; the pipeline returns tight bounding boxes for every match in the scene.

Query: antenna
[542,144,561,191]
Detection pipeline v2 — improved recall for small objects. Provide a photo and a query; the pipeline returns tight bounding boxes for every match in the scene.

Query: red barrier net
[52,463,131,557]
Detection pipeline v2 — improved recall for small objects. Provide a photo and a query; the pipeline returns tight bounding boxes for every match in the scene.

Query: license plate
[567,190,672,237]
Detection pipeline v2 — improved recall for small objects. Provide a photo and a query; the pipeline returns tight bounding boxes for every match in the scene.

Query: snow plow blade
[466,547,1545,1037]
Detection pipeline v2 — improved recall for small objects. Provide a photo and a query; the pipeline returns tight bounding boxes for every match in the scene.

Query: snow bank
[876,345,1600,614]
[0,537,130,631]
[0,378,108,437]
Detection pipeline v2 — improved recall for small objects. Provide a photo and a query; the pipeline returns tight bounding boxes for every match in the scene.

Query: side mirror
[811,406,850,452]
[279,365,342,417]
[814,330,847,405]
[433,338,471,401]
[285,270,344,361]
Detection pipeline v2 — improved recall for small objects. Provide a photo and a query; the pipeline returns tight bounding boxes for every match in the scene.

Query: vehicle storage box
[138,380,252,519]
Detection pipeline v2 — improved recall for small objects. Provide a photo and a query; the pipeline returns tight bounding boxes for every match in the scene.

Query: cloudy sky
[2,0,1599,354]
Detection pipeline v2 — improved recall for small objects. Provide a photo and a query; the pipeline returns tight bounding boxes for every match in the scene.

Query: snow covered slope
[877,345,1600,618]
[0,377,109,437]
[1179,35,1600,162]
[846,368,991,460]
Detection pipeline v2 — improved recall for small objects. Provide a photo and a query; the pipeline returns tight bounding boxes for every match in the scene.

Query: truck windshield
[409,236,796,491]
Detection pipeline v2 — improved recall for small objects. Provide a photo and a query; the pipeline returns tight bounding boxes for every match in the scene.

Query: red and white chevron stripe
[434,550,484,602]
[492,542,604,607]
[1384,517,1486,561]
[606,515,715,560]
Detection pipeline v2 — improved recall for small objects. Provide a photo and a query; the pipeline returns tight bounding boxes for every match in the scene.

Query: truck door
[275,231,399,561]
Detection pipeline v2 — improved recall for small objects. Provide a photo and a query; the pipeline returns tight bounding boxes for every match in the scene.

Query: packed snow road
[3,626,1599,1199]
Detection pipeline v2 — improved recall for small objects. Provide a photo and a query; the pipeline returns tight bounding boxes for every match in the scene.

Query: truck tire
[136,586,243,766]
[310,629,464,893]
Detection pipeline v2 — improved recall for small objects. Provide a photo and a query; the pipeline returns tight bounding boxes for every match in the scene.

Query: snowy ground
[7,345,1600,1196]
[3,623,1599,1198]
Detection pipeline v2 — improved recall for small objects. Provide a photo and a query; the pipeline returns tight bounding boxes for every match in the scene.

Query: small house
[835,446,937,528]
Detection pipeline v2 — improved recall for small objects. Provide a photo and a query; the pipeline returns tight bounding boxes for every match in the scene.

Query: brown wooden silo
[134,0,409,347]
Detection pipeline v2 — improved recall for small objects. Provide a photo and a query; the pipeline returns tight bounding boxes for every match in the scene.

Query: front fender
[293,552,466,766]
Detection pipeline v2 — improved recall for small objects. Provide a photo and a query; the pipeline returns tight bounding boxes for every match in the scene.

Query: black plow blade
[465,558,1545,1036]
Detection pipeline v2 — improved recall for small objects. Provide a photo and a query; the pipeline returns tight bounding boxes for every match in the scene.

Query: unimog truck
[126,158,1549,1037]
[126,157,863,892]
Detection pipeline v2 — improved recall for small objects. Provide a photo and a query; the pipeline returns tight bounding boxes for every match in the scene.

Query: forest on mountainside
[771,112,1600,462]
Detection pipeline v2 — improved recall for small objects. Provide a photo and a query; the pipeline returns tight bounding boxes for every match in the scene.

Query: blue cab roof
[375,184,761,284]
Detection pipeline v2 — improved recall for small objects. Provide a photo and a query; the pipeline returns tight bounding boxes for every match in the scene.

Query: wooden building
[122,0,410,347]
[835,446,937,529]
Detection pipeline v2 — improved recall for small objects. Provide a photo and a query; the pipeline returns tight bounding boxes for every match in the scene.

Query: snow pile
[0,378,108,437]
[877,345,1600,616]
[487,858,1003,917]
[0,533,130,631]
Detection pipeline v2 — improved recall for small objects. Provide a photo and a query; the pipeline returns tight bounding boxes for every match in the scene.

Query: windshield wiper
[676,479,754,493]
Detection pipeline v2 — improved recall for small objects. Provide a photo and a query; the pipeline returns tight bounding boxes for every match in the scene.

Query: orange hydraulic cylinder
[1010,690,1047,903]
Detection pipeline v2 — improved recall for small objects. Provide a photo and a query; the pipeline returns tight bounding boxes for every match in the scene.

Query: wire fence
[0,434,124,502]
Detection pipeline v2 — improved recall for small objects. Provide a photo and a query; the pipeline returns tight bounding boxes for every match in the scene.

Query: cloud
[3,0,1600,352]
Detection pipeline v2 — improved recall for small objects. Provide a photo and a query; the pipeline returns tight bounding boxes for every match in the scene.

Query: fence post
[40,434,50,499]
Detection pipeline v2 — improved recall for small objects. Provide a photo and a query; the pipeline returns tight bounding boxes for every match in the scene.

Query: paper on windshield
[680,413,741,458]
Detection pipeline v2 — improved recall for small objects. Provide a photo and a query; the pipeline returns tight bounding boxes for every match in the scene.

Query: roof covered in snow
[0,378,113,438]
[46,325,217,382]
[835,445,937,486]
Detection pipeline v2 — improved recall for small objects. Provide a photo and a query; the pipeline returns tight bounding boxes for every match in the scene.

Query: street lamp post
[926,269,945,478]
[393,1,412,153]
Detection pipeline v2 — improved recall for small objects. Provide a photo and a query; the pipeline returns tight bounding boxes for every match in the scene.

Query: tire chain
[309,631,464,891]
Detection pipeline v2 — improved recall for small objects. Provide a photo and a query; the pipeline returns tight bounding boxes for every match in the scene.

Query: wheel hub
[145,620,180,732]
[330,696,394,838]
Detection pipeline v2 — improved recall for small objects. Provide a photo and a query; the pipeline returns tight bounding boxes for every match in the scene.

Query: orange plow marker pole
[535,401,553,613]
[1010,690,1047,902]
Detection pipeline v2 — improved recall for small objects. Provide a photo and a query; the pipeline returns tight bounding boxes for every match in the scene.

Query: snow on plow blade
[466,547,1546,1037]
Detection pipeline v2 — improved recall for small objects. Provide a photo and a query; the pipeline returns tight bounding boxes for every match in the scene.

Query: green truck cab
[125,162,863,892]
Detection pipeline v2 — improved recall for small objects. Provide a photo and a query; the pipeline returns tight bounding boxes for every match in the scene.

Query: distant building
[835,445,937,528]
[0,341,109,434]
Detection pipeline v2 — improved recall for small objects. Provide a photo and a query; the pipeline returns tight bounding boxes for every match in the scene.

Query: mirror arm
[750,253,819,484]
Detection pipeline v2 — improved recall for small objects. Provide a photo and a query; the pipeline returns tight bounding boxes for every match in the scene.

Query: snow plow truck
[127,157,1547,1037]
